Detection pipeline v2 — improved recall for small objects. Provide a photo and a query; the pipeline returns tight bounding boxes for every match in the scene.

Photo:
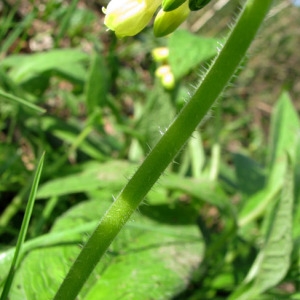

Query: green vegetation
[0,0,299,299]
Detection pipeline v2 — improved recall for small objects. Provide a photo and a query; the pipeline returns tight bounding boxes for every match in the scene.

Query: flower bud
[161,71,175,90]
[189,0,211,11]
[153,1,190,37]
[155,65,175,90]
[103,0,161,38]
[152,47,169,62]
[162,0,187,12]
[155,65,171,78]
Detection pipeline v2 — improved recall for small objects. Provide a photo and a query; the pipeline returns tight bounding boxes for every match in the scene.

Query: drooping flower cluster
[103,0,212,38]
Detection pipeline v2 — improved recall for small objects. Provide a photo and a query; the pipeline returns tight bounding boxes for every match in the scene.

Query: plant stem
[54,0,273,298]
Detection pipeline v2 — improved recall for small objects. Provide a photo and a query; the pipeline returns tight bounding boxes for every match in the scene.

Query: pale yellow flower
[103,0,161,38]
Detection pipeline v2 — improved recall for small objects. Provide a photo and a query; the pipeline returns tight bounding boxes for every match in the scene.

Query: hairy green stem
[54,0,273,298]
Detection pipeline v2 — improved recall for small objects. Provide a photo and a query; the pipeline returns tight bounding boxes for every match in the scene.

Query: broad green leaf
[0,199,112,299]
[84,228,200,300]
[139,201,199,225]
[160,173,232,212]
[37,160,134,199]
[233,153,265,196]
[239,92,299,226]
[6,199,203,299]
[231,157,293,299]
[238,183,281,228]
[251,160,293,288]
[168,30,219,80]
[0,222,99,291]
[267,91,300,186]
[0,49,88,83]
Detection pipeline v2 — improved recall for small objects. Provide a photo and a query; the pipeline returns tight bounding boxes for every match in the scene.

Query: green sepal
[162,0,187,12]
[189,0,211,11]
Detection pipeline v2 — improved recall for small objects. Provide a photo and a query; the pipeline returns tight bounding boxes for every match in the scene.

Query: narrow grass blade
[0,152,45,300]
[0,89,46,114]
[0,3,18,41]
[0,11,36,54]
[85,52,109,115]
[54,0,80,46]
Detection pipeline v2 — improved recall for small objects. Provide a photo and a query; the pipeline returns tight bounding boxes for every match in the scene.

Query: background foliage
[0,0,300,299]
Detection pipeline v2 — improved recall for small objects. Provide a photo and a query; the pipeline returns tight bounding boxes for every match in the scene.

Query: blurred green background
[1,0,300,299]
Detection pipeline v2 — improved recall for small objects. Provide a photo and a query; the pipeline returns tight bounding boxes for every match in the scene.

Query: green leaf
[0,11,36,54]
[38,116,112,161]
[0,89,45,113]
[168,30,219,80]
[252,161,293,287]
[160,173,232,211]
[231,156,294,299]
[267,91,300,185]
[0,49,88,83]
[233,153,265,196]
[4,199,203,299]
[0,222,99,291]
[239,92,300,226]
[238,183,281,228]
[54,0,80,45]
[293,138,300,238]
[85,52,109,115]
[37,160,134,199]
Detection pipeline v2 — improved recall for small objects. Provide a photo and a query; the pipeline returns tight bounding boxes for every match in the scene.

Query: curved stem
[54,0,273,298]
